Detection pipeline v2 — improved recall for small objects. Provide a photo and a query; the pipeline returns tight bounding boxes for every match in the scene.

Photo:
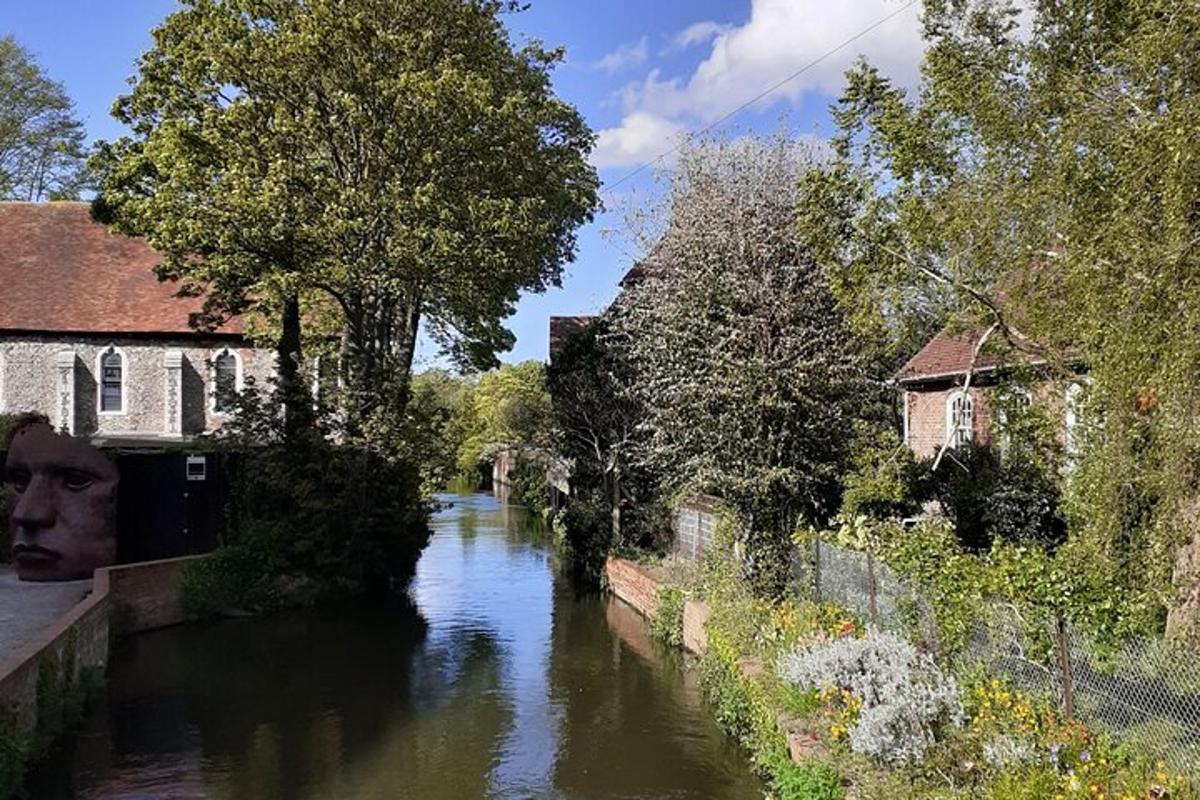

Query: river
[29,491,763,799]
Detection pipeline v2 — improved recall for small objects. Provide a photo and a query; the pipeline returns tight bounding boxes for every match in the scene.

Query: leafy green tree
[614,135,877,598]
[403,368,476,493]
[0,36,88,200]
[92,0,599,433]
[455,360,551,472]
[546,318,653,546]
[804,0,1200,636]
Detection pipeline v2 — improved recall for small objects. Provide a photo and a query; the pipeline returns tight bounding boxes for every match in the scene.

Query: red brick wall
[604,558,663,620]
[905,387,994,459]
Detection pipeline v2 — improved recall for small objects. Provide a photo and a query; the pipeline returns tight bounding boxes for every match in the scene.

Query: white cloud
[594,0,924,170]
[672,21,732,50]
[593,37,648,74]
[591,111,687,169]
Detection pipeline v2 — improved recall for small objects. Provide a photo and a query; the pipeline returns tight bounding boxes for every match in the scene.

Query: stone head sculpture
[4,414,119,581]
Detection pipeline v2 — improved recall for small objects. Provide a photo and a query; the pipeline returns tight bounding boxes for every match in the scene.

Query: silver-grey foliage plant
[609,132,874,597]
[777,628,965,764]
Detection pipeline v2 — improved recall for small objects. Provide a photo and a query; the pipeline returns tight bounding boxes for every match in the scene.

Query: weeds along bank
[636,512,1200,800]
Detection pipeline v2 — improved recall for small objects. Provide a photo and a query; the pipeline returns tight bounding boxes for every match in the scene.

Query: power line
[600,0,920,197]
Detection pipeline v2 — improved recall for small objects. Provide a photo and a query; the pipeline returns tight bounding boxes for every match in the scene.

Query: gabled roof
[548,315,596,361]
[0,202,242,337]
[895,327,1003,385]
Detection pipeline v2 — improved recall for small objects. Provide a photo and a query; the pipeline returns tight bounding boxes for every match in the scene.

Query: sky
[2,0,926,368]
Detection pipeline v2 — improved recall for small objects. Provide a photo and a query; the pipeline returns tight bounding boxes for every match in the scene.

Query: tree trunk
[610,468,622,542]
[277,291,310,442]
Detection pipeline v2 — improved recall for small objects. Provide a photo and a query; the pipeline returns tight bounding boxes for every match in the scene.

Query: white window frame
[209,347,244,414]
[95,345,128,416]
[945,389,974,448]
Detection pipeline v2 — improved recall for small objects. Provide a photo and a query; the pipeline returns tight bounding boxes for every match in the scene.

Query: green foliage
[930,443,1065,553]
[507,454,550,516]
[0,709,30,800]
[840,425,926,521]
[0,35,89,201]
[546,317,662,552]
[404,369,477,494]
[185,381,430,614]
[768,757,843,800]
[649,586,685,648]
[806,0,1200,635]
[553,501,612,585]
[613,133,882,599]
[457,361,552,474]
[92,0,599,414]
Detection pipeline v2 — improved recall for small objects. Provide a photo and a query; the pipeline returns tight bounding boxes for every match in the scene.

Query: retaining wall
[0,555,202,743]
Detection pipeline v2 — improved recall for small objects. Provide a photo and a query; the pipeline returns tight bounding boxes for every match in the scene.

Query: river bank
[21,492,763,799]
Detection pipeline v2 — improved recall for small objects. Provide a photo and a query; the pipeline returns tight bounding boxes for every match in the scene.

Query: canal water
[30,492,763,799]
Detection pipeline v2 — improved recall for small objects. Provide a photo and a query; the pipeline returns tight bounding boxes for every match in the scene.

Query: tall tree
[0,36,88,201]
[547,318,648,543]
[614,135,875,598]
[92,0,599,433]
[806,0,1200,638]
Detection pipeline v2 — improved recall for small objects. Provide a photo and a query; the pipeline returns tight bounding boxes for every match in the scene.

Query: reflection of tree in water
[32,601,517,800]
[546,578,763,800]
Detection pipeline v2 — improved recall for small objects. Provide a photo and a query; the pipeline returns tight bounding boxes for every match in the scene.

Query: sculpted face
[4,423,119,581]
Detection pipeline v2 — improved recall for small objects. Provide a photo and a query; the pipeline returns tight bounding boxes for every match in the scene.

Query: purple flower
[1080,750,1091,763]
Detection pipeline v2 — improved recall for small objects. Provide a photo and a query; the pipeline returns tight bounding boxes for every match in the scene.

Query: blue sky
[3,1,925,368]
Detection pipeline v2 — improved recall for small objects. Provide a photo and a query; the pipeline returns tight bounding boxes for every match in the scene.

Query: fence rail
[808,538,1200,770]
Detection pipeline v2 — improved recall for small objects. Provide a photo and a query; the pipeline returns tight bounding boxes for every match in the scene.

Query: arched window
[211,349,243,413]
[946,390,974,448]
[97,346,126,414]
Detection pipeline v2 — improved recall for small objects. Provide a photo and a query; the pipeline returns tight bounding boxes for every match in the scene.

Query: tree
[92,0,599,433]
[0,36,88,201]
[613,135,877,597]
[806,0,1200,637]
[547,317,653,546]
[456,360,552,474]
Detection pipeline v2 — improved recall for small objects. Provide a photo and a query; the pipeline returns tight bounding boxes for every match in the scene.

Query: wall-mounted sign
[186,455,207,481]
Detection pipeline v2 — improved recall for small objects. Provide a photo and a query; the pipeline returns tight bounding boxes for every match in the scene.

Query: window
[946,390,974,448]
[211,349,242,413]
[97,346,125,414]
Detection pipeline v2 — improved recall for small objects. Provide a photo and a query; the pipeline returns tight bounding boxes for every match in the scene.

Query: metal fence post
[812,539,822,601]
[1056,613,1076,721]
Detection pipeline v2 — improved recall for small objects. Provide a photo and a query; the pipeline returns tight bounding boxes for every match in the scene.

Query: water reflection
[31,493,762,799]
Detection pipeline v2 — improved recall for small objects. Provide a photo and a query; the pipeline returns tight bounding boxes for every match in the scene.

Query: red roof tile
[895,327,1001,384]
[548,315,596,361]
[0,202,242,337]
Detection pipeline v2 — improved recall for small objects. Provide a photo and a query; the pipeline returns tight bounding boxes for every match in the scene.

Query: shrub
[650,586,685,648]
[840,426,927,521]
[553,501,612,585]
[768,756,843,800]
[929,443,1065,552]
[778,628,965,765]
[185,379,431,614]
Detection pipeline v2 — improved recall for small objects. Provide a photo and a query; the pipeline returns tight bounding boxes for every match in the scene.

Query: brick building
[897,326,1086,459]
[0,202,275,444]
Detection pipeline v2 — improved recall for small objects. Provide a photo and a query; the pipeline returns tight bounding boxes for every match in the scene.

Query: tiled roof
[895,327,1002,384]
[548,315,596,361]
[0,202,242,337]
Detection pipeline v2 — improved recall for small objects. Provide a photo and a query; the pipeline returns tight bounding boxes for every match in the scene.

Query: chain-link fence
[808,538,1200,770]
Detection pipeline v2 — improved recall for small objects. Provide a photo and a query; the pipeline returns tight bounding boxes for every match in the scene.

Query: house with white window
[896,326,1086,459]
[0,202,275,444]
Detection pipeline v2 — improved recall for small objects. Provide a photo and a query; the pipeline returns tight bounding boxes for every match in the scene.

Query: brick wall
[604,558,663,619]
[905,386,994,459]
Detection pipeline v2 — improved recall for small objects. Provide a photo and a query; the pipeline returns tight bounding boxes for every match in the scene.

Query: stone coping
[0,555,205,690]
